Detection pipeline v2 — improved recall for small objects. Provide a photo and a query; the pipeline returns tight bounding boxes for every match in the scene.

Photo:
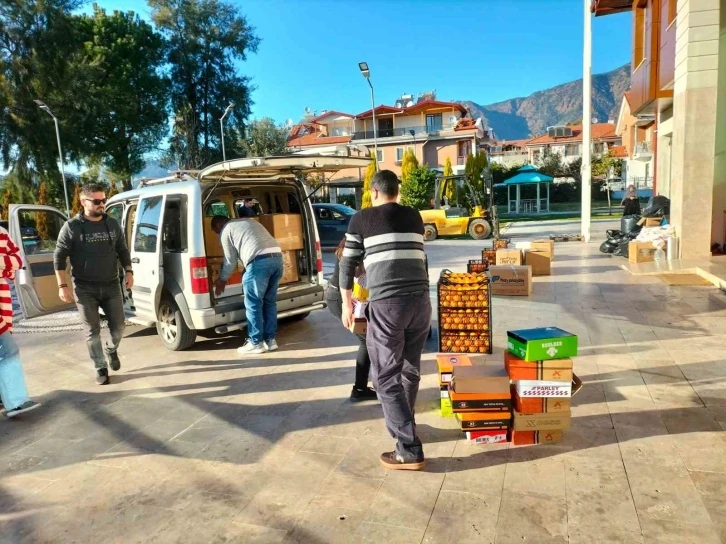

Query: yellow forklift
[419,172,497,241]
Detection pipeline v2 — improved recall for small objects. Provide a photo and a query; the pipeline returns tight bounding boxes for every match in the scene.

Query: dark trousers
[366,291,431,461]
[326,289,371,390]
[74,281,125,370]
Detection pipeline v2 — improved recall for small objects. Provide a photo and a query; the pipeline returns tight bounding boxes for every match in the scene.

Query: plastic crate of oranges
[440,309,490,331]
[438,271,490,309]
[493,238,510,249]
[440,332,492,353]
[482,249,497,265]
[467,259,488,273]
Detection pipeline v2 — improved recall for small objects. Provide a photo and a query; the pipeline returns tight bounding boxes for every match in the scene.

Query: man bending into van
[339,170,431,471]
[54,183,133,386]
[211,216,283,355]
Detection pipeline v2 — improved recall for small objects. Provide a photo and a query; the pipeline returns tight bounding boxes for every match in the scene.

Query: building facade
[614,92,656,192]
[524,123,622,165]
[593,0,725,259]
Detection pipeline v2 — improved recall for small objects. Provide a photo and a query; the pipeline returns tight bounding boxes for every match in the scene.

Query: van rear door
[128,195,166,324]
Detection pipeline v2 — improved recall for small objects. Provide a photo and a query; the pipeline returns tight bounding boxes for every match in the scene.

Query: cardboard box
[451,366,511,396]
[281,250,299,284]
[448,388,512,412]
[489,266,532,296]
[513,410,571,431]
[515,374,583,399]
[208,257,242,285]
[455,411,511,431]
[513,390,571,413]
[466,430,508,444]
[507,327,578,361]
[505,352,573,382]
[525,250,551,276]
[258,213,304,251]
[511,429,564,446]
[440,398,454,418]
[349,318,367,335]
[637,217,663,227]
[437,354,473,385]
[496,248,523,266]
[628,240,667,264]
[532,239,555,255]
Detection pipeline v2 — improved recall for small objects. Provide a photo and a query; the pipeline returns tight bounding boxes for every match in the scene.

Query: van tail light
[315,241,323,273]
[190,257,209,294]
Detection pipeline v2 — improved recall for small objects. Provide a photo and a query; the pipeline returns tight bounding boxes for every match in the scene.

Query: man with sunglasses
[54,183,133,385]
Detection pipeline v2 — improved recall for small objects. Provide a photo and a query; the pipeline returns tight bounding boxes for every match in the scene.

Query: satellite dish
[592,117,598,124]
[285,118,294,128]
[304,106,311,113]
[406,100,414,107]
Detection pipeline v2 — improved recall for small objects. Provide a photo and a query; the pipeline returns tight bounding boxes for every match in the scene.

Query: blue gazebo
[503,164,554,214]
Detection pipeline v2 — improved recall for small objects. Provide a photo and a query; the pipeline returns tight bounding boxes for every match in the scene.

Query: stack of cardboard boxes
[258,214,304,284]
[489,248,532,297]
[524,240,554,277]
[505,327,581,445]
[448,362,512,444]
[437,270,492,355]
[437,354,472,418]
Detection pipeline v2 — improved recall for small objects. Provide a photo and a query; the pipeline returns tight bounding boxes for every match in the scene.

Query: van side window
[125,204,137,248]
[134,196,163,253]
[205,200,229,217]
[163,197,187,253]
[106,204,123,225]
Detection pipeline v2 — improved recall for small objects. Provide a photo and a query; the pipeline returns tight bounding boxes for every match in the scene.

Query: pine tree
[36,183,51,241]
[401,147,419,187]
[107,182,119,199]
[361,152,376,209]
[443,156,455,204]
[71,184,82,216]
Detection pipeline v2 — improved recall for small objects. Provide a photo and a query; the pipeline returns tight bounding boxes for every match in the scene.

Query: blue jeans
[243,253,284,345]
[0,332,31,410]
[74,281,126,370]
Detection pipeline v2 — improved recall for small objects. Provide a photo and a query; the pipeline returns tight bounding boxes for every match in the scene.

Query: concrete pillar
[329,186,338,204]
[669,0,722,258]
[537,182,541,213]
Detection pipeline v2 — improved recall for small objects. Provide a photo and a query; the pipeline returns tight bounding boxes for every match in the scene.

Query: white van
[8,154,371,351]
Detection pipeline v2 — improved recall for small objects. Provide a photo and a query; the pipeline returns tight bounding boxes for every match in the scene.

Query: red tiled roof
[609,145,628,158]
[454,117,477,131]
[286,124,351,148]
[309,110,354,123]
[355,105,404,119]
[355,100,467,119]
[525,123,617,146]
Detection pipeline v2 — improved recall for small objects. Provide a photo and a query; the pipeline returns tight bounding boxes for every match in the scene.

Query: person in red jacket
[0,216,40,418]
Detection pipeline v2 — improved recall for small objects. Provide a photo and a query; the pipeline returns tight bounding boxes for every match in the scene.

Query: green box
[507,327,578,361]
[440,398,454,418]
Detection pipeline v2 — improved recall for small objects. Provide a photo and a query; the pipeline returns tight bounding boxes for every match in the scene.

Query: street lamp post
[409,129,417,161]
[34,100,70,217]
[581,0,592,242]
[220,102,235,162]
[358,62,378,171]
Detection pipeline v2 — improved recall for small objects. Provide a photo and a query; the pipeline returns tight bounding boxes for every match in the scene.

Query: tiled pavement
[1,226,726,543]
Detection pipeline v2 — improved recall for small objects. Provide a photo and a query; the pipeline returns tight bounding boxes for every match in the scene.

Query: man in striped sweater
[0,220,40,417]
[340,170,431,470]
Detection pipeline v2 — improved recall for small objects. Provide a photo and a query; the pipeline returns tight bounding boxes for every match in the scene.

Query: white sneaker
[6,401,41,418]
[265,339,278,352]
[237,341,267,355]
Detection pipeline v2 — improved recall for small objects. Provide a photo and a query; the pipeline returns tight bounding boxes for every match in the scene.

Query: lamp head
[358,62,370,79]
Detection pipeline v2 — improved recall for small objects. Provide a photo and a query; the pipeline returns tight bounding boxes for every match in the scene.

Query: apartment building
[593,0,724,259]
[614,91,655,193]
[287,92,490,179]
[488,139,531,167]
[524,123,622,164]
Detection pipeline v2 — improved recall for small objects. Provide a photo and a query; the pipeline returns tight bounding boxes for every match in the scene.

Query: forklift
[419,170,499,242]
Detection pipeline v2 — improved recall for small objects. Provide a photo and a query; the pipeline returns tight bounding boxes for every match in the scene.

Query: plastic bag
[621,215,641,235]
[643,195,670,217]
[0,333,30,411]
[600,240,618,254]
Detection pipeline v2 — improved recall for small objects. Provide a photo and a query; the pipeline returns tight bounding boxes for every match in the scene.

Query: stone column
[329,186,338,204]
[669,0,721,258]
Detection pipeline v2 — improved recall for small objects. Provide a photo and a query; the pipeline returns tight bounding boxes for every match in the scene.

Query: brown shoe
[379,451,425,471]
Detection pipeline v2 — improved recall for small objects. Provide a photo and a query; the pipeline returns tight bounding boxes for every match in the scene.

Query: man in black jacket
[54,184,133,385]
[339,170,431,470]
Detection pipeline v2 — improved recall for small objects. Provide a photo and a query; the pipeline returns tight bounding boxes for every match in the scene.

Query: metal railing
[351,123,456,140]
[634,142,652,154]
[608,176,653,191]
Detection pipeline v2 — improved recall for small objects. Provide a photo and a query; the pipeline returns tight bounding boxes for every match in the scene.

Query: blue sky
[88,0,632,124]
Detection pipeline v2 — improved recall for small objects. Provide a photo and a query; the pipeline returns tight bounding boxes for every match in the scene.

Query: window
[565,144,580,157]
[376,149,384,162]
[205,200,229,217]
[396,147,413,162]
[133,196,163,253]
[426,114,442,132]
[17,209,66,255]
[162,197,187,253]
[106,205,123,225]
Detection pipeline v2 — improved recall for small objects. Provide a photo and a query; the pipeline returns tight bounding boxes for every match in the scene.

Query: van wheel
[157,297,197,351]
[468,219,492,240]
[423,224,438,242]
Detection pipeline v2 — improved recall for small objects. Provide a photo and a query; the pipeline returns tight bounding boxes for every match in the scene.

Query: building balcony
[351,124,456,141]
[633,142,653,162]
[457,156,467,165]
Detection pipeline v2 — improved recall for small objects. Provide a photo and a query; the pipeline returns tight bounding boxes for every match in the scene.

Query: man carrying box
[340,170,431,471]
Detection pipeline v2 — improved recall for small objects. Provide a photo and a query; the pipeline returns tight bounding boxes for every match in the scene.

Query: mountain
[460,63,630,140]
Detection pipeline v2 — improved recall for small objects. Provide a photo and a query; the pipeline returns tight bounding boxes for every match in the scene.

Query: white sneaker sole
[265,344,279,352]
[6,402,41,418]
[237,347,268,355]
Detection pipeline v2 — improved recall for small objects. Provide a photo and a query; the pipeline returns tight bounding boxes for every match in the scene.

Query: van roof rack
[138,170,199,187]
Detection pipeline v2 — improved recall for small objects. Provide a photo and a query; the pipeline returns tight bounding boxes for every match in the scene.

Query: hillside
[460,63,630,140]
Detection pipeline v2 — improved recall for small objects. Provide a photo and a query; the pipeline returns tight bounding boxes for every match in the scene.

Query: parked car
[312,203,356,248]
[8,155,372,351]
